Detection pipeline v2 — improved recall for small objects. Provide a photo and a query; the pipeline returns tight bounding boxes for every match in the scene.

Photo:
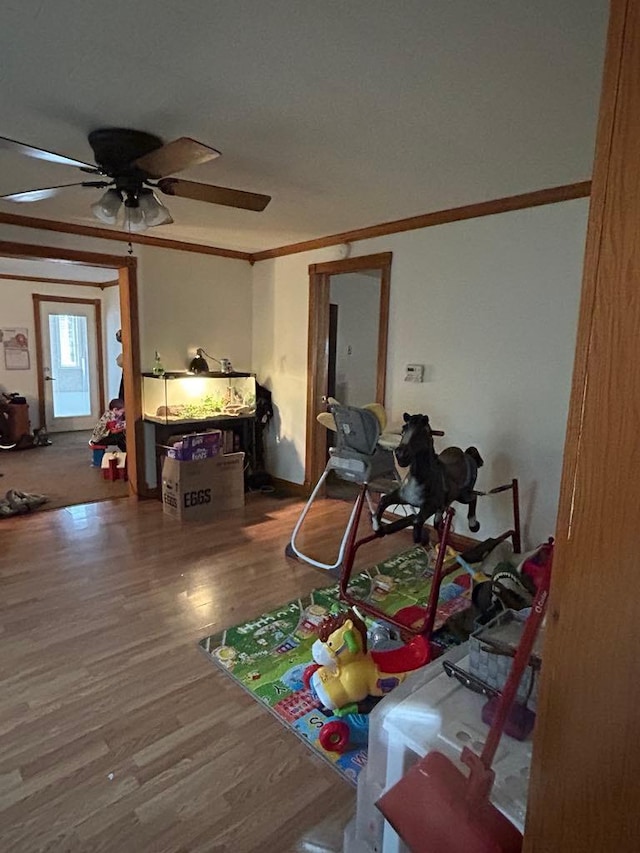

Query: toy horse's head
[395,413,434,468]
[311,610,368,670]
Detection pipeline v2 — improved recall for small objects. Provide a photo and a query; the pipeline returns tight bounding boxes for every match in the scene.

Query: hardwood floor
[0,493,405,852]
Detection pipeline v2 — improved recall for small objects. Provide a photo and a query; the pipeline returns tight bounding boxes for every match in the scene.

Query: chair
[288,403,398,570]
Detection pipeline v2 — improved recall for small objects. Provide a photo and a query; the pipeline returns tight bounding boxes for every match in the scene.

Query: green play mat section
[199,545,472,784]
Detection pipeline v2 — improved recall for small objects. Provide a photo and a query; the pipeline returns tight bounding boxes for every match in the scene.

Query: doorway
[34,295,106,432]
[305,252,391,488]
[0,240,143,503]
[328,270,383,406]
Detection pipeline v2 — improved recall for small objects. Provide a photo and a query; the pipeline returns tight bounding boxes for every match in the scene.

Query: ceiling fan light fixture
[137,188,173,226]
[123,198,148,232]
[90,188,122,224]
[2,129,269,230]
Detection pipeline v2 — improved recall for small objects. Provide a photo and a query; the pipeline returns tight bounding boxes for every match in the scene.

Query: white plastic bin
[344,643,533,853]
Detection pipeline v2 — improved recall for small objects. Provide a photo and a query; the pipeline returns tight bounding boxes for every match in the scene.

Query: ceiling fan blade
[133,137,221,179]
[158,178,271,211]
[0,183,92,202]
[0,136,95,170]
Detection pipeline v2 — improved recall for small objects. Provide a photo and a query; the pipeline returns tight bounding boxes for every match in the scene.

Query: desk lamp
[189,348,233,374]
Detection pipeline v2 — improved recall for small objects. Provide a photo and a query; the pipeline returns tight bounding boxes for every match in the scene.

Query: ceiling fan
[0,128,271,231]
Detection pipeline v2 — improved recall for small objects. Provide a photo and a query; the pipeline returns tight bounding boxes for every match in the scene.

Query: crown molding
[0,272,118,288]
[250,181,592,261]
[0,180,591,265]
[0,211,253,261]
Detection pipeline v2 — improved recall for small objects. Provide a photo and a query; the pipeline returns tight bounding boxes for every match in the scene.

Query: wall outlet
[404,363,425,383]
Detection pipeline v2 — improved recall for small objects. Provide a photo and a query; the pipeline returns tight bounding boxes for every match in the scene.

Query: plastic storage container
[142,372,256,425]
[344,644,533,853]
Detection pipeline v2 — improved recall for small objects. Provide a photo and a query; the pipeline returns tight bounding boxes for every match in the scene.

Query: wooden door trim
[32,295,106,433]
[305,252,392,487]
[306,270,331,487]
[308,252,394,276]
[118,262,143,498]
[525,1,640,849]
[3,241,144,497]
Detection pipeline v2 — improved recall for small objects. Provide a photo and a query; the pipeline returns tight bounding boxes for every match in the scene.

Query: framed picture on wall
[1,328,30,370]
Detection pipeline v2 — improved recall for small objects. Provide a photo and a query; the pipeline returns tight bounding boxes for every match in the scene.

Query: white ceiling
[0,0,608,253]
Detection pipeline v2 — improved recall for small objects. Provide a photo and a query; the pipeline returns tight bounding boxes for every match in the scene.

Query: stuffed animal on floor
[305,609,430,712]
[307,610,404,711]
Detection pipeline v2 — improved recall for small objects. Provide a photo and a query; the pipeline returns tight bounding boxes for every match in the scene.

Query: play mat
[199,546,472,785]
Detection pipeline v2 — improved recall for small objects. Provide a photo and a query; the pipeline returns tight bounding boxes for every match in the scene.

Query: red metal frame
[337,478,522,641]
[472,478,521,554]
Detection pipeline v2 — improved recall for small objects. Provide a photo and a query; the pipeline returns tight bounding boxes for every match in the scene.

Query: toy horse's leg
[466,494,480,533]
[461,448,483,533]
[412,509,428,544]
[373,489,420,537]
[413,496,443,544]
[373,489,401,532]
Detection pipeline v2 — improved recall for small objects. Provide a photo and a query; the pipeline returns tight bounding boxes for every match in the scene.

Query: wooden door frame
[0,241,144,497]
[524,0,640,849]
[305,251,391,487]
[33,294,106,430]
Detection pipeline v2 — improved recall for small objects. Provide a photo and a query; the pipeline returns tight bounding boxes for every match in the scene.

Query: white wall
[0,278,120,429]
[252,199,589,547]
[136,246,253,487]
[330,272,380,406]
[136,247,252,375]
[252,246,341,483]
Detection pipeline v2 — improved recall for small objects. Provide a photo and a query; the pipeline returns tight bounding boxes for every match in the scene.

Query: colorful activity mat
[199,546,472,785]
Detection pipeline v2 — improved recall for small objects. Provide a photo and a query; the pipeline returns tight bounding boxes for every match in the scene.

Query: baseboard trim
[139,486,160,500]
[271,477,311,498]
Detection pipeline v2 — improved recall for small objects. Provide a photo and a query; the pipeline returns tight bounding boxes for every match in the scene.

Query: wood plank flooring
[0,493,405,852]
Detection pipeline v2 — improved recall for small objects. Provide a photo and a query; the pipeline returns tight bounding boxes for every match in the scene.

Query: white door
[40,300,102,432]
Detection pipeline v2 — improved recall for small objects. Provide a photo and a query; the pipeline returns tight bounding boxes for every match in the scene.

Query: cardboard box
[164,429,222,461]
[162,451,245,521]
[210,451,245,511]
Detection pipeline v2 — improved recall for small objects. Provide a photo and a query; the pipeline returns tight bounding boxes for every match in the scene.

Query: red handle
[479,546,552,769]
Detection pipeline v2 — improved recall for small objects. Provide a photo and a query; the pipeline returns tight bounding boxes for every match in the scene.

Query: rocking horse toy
[374,412,484,542]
